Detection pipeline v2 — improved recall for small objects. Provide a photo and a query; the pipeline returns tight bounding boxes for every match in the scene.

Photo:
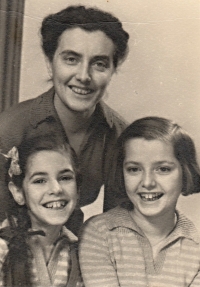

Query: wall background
[20,0,200,231]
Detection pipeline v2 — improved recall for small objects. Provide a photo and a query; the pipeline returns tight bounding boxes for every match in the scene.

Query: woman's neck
[54,93,95,134]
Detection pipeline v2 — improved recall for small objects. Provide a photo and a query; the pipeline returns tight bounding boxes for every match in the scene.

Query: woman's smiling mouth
[43,200,68,209]
[70,86,94,95]
[139,193,163,202]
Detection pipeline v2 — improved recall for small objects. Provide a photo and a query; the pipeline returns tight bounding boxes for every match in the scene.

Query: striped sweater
[0,226,82,287]
[79,206,200,287]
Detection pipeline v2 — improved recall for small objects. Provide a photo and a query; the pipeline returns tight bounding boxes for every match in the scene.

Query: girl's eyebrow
[29,169,74,180]
[155,161,175,165]
[124,160,176,165]
[29,172,47,180]
[59,169,74,174]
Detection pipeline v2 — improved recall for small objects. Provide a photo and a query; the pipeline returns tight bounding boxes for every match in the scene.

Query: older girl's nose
[141,171,156,190]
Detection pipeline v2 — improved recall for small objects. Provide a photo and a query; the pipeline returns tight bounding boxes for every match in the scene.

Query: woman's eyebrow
[92,55,110,61]
[59,50,81,57]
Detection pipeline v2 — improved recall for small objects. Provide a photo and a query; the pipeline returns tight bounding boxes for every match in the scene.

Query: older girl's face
[123,138,183,221]
[47,27,115,115]
[20,150,77,230]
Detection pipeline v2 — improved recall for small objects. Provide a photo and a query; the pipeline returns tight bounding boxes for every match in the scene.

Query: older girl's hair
[1,134,80,286]
[41,5,129,68]
[112,116,200,205]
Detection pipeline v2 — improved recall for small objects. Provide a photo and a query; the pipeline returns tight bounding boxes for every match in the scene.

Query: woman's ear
[8,181,25,206]
[45,57,53,79]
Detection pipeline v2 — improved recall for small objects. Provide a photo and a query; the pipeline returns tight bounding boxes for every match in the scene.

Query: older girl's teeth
[71,87,92,95]
[45,201,66,209]
[140,193,163,201]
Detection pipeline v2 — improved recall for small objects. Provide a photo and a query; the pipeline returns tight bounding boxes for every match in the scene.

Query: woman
[0,5,129,230]
[79,117,200,287]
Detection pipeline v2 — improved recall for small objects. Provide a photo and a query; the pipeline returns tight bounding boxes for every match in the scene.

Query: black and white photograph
[0,0,200,286]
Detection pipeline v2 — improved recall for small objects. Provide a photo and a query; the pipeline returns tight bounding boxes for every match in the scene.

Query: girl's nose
[49,180,62,195]
[141,171,156,190]
[75,62,91,84]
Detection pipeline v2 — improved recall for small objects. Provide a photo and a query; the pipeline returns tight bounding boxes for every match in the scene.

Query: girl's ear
[8,181,25,206]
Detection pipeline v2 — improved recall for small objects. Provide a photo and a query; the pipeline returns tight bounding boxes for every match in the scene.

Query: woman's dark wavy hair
[41,5,129,68]
[1,134,81,287]
[112,116,200,208]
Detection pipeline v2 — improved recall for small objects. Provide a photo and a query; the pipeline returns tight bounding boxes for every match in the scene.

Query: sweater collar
[106,206,200,244]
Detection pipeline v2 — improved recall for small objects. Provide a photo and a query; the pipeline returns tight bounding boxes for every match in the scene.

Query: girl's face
[123,138,183,220]
[19,150,77,230]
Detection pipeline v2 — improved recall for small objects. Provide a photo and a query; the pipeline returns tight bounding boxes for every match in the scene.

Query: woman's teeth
[140,193,163,201]
[44,201,67,209]
[71,86,93,95]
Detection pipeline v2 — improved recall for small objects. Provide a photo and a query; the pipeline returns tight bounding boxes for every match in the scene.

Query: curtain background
[0,0,24,112]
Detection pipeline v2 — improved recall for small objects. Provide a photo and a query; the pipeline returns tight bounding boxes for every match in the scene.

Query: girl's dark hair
[41,5,129,68]
[111,117,200,208]
[1,134,80,286]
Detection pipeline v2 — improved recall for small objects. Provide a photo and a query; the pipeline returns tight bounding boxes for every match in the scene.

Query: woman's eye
[93,61,108,71]
[63,56,78,65]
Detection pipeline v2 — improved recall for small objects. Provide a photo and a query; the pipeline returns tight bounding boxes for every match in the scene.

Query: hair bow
[1,146,22,177]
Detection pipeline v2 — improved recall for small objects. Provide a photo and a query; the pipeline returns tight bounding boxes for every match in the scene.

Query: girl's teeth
[45,201,66,209]
[140,193,163,201]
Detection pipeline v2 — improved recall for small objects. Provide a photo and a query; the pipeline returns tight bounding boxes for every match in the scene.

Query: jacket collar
[106,206,200,244]
[30,87,114,129]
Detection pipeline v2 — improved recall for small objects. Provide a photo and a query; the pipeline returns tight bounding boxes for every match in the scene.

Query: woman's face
[16,150,78,230]
[123,138,183,221]
[48,27,115,115]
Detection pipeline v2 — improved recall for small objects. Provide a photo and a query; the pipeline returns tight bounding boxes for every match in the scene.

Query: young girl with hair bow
[0,134,83,287]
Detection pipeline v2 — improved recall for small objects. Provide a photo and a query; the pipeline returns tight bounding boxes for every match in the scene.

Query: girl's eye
[156,166,172,173]
[33,179,46,184]
[126,167,141,174]
[60,175,74,181]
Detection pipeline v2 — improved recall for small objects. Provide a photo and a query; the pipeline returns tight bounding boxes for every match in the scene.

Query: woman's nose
[141,171,156,190]
[49,180,62,195]
[75,62,91,83]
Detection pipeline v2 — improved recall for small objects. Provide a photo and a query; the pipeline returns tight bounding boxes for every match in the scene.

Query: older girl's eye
[156,166,172,174]
[60,175,74,181]
[126,166,141,174]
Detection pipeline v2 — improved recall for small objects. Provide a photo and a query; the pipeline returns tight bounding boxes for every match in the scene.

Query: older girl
[79,116,200,287]
[0,134,82,286]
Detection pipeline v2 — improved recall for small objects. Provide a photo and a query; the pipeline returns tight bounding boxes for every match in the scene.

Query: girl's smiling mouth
[43,200,68,209]
[139,193,163,202]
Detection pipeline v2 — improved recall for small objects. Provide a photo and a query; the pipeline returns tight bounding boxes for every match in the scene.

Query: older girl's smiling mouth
[139,192,164,202]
